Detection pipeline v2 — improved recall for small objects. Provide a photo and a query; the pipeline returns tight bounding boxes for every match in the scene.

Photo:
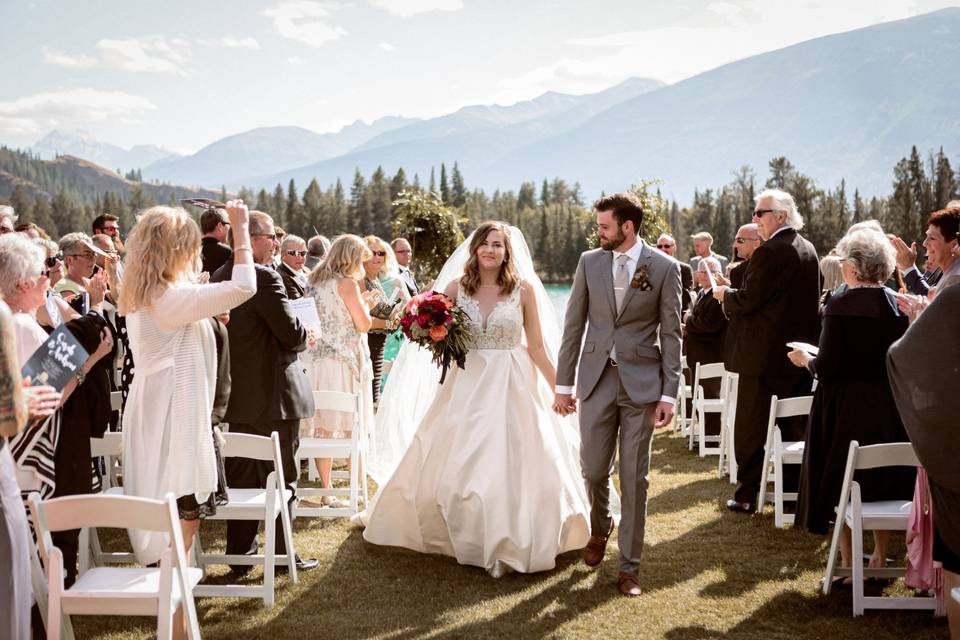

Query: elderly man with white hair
[713,188,821,513]
[278,233,309,300]
[656,233,693,313]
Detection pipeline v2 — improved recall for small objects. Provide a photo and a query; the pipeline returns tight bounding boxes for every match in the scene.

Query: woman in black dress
[788,228,914,573]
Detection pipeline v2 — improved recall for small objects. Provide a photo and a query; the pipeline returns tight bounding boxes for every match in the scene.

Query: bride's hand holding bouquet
[399,290,473,383]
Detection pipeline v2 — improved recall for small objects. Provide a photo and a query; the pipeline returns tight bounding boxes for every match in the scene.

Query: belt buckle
[609,357,618,367]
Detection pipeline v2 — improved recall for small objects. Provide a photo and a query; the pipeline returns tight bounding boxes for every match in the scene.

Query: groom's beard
[599,228,627,251]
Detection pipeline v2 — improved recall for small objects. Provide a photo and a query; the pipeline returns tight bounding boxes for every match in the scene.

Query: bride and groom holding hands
[360,192,683,597]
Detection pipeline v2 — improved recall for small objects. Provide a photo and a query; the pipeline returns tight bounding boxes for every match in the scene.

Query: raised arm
[339,277,373,333]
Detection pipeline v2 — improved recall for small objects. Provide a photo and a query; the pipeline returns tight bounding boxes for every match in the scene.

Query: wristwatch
[75,369,86,386]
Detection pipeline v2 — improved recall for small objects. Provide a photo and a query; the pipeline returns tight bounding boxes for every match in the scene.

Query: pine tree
[428,167,436,194]
[349,169,370,234]
[517,182,536,211]
[302,179,323,236]
[451,162,466,207]
[331,179,347,234]
[285,179,304,235]
[255,189,271,213]
[368,166,393,238]
[540,179,550,207]
[390,167,407,202]
[439,163,450,204]
[271,184,285,225]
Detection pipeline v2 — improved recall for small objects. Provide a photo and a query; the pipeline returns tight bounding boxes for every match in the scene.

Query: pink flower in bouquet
[429,325,448,342]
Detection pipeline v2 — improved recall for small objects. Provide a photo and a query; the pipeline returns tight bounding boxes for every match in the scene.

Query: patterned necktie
[614,253,630,312]
[611,254,629,363]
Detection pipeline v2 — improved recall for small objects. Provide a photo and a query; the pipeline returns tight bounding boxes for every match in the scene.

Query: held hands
[21,378,61,419]
[787,348,811,369]
[552,393,577,416]
[653,400,675,428]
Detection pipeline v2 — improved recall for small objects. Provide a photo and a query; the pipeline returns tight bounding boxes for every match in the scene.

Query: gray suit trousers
[579,362,656,575]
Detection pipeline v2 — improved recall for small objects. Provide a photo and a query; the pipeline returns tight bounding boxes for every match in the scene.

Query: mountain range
[24,9,960,201]
[31,129,179,174]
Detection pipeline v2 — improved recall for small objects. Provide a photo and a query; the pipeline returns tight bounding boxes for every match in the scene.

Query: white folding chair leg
[278,476,298,583]
[774,431,785,529]
[851,483,865,616]
[47,547,65,640]
[157,549,174,640]
[263,477,277,608]
[757,430,775,513]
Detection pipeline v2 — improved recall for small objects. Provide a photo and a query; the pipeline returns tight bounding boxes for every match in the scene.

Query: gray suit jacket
[557,241,683,405]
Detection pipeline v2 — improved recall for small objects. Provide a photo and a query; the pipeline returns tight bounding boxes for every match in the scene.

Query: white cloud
[370,0,463,17]
[42,48,97,69]
[42,36,193,75]
[378,41,395,52]
[0,88,157,136]
[199,36,262,50]
[261,1,348,47]
[288,56,308,64]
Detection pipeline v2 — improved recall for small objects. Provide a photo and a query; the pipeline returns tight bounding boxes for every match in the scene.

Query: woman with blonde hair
[359,235,409,404]
[118,201,256,581]
[300,234,377,508]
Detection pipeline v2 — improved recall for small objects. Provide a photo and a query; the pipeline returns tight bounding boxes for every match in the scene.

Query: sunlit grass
[77,427,947,639]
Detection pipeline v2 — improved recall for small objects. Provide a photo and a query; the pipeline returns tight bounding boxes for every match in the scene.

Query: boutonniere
[631,265,653,291]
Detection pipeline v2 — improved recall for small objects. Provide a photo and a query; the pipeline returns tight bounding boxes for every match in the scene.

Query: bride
[360,221,597,577]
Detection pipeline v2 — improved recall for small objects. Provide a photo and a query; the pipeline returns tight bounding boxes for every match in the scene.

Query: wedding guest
[788,229,914,572]
[300,235,375,508]
[0,206,15,234]
[683,258,728,437]
[656,233,693,313]
[211,210,318,574]
[360,235,406,405]
[689,231,729,277]
[55,232,105,302]
[92,213,123,253]
[888,207,960,295]
[36,238,64,290]
[887,282,960,637]
[0,298,60,640]
[714,189,820,513]
[305,235,331,271]
[200,208,232,275]
[272,225,286,266]
[14,222,49,240]
[118,202,256,579]
[728,224,761,288]
[1,233,114,586]
[391,237,419,296]
[278,234,308,300]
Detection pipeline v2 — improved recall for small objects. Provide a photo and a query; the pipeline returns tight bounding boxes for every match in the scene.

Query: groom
[554,192,682,596]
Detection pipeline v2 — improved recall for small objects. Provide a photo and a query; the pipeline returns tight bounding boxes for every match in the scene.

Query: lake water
[544,284,573,319]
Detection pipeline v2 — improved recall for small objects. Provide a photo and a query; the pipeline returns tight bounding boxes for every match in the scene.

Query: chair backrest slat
[218,430,278,461]
[313,390,358,414]
[34,494,170,532]
[853,442,919,470]
[698,362,726,380]
[774,395,813,419]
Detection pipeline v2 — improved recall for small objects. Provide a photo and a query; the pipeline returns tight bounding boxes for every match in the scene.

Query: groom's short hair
[595,192,644,233]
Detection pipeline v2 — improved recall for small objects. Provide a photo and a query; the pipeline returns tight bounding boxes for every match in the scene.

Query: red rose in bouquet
[399,291,473,383]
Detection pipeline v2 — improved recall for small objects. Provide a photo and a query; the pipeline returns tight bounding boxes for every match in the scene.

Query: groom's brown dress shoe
[583,524,614,567]
[618,572,642,597]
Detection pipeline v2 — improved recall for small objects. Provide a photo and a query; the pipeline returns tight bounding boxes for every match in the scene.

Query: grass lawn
[77,427,948,639]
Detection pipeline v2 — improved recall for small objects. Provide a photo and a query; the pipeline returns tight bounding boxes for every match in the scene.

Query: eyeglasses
[101,225,119,233]
[656,244,674,249]
[370,250,387,258]
[285,250,308,257]
[45,253,63,268]
[67,252,96,260]
[735,237,758,244]
[251,233,277,242]
[394,249,412,255]
[753,209,776,218]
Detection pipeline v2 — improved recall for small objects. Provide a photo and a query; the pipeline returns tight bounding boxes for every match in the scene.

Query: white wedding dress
[361,282,591,576]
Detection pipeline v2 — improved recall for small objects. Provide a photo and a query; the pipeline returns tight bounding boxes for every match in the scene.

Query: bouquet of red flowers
[398,290,473,383]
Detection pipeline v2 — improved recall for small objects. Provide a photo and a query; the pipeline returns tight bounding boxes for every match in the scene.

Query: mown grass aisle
[81,428,947,639]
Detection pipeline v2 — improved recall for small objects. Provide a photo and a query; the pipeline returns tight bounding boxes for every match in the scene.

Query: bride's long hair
[460,221,520,296]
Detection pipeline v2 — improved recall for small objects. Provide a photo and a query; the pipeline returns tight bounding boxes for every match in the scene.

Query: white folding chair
[689,362,726,455]
[29,492,202,640]
[717,371,739,483]
[295,390,368,518]
[676,356,694,435]
[822,441,935,616]
[192,430,297,607]
[756,395,813,528]
[82,433,135,572]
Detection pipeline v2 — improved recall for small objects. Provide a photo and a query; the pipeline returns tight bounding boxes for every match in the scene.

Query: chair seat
[208,487,292,520]
[68,567,203,599]
[104,486,124,496]
[297,438,353,459]
[843,500,912,530]
[781,441,805,462]
[699,399,724,409]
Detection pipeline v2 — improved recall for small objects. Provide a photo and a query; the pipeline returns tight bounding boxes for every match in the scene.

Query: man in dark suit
[683,258,728,436]
[201,208,233,275]
[392,237,419,297]
[714,189,820,512]
[211,210,317,572]
[656,233,693,313]
[278,234,308,300]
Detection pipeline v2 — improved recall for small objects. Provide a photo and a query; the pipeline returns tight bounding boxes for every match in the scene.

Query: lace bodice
[303,278,365,377]
[458,284,523,350]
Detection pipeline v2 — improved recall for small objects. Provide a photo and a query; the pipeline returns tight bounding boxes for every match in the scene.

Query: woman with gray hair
[787,228,915,578]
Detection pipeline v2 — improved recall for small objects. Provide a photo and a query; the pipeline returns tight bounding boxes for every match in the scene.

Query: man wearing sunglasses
[92,213,123,254]
[712,189,820,514]
[278,234,309,300]
[655,234,692,313]
[200,208,233,275]
[729,224,762,288]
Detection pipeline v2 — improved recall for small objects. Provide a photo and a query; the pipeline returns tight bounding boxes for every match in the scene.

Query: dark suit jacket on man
[684,290,727,367]
[679,262,694,314]
[722,228,821,378]
[201,237,233,275]
[904,266,941,296]
[277,262,307,301]
[210,260,314,424]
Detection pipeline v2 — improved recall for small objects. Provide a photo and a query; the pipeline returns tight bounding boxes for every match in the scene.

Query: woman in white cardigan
[118,201,256,568]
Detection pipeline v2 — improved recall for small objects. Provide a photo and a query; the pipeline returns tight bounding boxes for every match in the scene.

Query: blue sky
[2,0,957,153]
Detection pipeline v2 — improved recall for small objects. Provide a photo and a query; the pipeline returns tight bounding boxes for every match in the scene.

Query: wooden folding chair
[29,492,202,640]
[822,441,935,615]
